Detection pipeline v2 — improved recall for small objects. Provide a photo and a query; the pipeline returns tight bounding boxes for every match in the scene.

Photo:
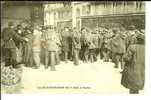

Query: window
[76,8,80,17]
[86,5,91,15]
[127,1,134,6]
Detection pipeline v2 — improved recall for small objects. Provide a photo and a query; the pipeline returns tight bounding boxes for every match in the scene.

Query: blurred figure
[2,22,27,68]
[89,30,99,63]
[80,27,90,63]
[121,33,145,94]
[42,26,61,71]
[111,28,126,69]
[98,27,104,60]
[125,25,138,50]
[72,27,81,65]
[32,25,42,69]
[14,24,24,63]
[22,25,34,67]
[14,24,24,49]
[61,27,70,63]
[54,28,62,65]
[102,28,110,62]
[68,28,73,61]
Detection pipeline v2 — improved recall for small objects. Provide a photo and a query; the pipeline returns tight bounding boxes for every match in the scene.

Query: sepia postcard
[1,1,145,94]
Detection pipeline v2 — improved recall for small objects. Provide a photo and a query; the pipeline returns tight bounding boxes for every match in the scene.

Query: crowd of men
[1,21,145,94]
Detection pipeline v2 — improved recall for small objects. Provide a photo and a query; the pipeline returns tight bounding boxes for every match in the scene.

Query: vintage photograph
[1,1,145,94]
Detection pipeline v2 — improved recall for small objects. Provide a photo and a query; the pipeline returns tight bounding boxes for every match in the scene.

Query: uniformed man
[2,22,28,68]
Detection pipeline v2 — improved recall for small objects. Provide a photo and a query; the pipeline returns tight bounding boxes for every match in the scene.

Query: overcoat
[121,44,145,90]
[111,34,126,54]
[61,30,70,52]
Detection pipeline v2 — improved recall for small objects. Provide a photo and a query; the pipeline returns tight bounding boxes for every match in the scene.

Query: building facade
[1,1,145,30]
[44,1,145,30]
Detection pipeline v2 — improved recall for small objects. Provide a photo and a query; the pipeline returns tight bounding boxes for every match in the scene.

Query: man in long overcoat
[121,33,145,94]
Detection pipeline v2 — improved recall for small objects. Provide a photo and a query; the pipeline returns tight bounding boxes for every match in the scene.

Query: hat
[8,22,14,26]
[112,28,119,33]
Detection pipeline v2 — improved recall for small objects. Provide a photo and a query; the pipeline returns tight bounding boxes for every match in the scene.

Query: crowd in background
[1,21,145,94]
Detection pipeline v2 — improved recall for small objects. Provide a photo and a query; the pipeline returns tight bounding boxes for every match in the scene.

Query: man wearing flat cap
[2,22,28,68]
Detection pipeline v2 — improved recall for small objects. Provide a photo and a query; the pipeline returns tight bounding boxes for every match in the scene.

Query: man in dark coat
[61,27,70,63]
[121,33,145,94]
[2,22,27,68]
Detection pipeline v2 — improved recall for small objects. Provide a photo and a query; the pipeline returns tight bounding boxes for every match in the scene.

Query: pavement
[20,59,144,94]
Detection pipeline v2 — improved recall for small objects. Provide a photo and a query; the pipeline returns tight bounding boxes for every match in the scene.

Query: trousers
[73,49,80,65]
[4,48,17,67]
[45,51,56,67]
[33,51,41,67]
